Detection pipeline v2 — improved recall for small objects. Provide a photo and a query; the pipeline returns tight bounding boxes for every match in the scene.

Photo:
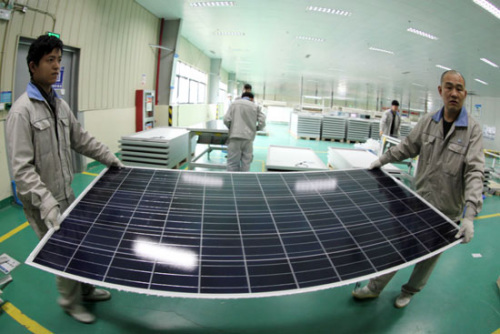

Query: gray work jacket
[6,83,118,219]
[224,98,266,140]
[380,109,401,137]
[379,107,484,221]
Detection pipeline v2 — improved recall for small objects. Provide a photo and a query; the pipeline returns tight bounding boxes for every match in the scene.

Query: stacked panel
[346,119,371,142]
[119,127,189,169]
[322,116,347,140]
[370,121,381,140]
[290,113,323,138]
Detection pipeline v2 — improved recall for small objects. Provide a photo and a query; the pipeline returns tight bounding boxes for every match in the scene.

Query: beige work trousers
[23,194,94,310]
[227,138,254,172]
[367,253,442,295]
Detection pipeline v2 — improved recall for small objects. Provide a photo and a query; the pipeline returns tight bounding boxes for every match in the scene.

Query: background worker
[223,92,266,171]
[6,35,124,323]
[380,100,401,137]
[353,70,484,308]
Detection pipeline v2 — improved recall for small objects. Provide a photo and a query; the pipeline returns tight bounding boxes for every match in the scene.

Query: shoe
[82,288,111,302]
[352,285,380,300]
[394,292,413,308]
[65,304,96,324]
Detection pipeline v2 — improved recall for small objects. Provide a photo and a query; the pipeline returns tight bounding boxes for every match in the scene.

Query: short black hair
[243,83,252,90]
[440,70,466,87]
[241,92,254,99]
[27,34,63,78]
[391,100,399,106]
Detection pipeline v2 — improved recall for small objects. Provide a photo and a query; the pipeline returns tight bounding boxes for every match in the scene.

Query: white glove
[111,158,125,168]
[369,159,383,170]
[45,206,61,231]
[455,218,474,243]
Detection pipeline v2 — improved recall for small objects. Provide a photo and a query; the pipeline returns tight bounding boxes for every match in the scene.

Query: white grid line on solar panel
[341,170,413,263]
[301,172,378,277]
[278,172,342,281]
[57,189,450,247]
[230,173,253,292]
[254,173,300,289]
[197,173,207,293]
[148,170,181,289]
[101,169,157,281]
[46,215,442,264]
[62,168,133,272]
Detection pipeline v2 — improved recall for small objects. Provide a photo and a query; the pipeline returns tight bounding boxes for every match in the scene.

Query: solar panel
[26,167,461,298]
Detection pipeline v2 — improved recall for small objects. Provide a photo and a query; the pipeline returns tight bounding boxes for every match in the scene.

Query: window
[174,61,208,104]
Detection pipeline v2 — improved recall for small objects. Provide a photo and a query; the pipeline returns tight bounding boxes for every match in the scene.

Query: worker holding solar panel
[6,35,124,323]
[224,91,266,171]
[353,70,484,308]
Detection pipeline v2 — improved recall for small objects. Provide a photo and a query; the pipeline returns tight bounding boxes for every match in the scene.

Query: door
[15,37,84,172]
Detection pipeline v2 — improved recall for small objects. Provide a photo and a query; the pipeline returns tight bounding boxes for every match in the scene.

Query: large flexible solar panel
[26,167,461,298]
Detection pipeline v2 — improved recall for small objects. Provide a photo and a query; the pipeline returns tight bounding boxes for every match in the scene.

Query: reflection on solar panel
[26,167,460,298]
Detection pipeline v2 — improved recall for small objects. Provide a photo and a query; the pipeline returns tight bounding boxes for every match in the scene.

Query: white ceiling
[136,0,500,111]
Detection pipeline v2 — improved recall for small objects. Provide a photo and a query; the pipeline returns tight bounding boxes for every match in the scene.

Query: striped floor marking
[81,171,99,177]
[0,222,29,243]
[476,213,500,221]
[1,302,52,334]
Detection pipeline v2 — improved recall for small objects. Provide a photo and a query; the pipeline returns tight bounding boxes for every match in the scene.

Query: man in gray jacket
[353,70,484,308]
[223,92,266,171]
[380,100,401,137]
[6,35,123,323]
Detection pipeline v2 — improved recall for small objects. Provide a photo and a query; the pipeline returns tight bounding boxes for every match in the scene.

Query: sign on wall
[483,125,496,141]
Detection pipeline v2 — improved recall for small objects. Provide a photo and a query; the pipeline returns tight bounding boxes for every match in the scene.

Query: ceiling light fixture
[190,1,235,7]
[296,35,325,42]
[436,64,451,70]
[474,78,489,85]
[306,6,352,16]
[472,0,500,19]
[368,47,394,55]
[480,57,499,68]
[215,30,245,36]
[407,27,438,40]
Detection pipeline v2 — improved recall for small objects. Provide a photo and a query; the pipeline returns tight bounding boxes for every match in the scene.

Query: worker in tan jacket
[380,100,401,137]
[223,92,266,171]
[6,35,123,323]
[353,70,484,308]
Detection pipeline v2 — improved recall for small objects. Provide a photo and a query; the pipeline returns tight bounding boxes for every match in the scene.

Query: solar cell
[26,167,461,298]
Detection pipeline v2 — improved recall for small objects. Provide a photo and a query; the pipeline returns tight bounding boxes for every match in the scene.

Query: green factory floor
[0,123,499,334]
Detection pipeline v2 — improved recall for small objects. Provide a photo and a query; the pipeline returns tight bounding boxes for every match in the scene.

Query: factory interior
[0,1,499,333]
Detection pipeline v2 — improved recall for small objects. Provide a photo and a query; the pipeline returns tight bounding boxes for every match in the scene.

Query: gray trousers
[23,194,94,310]
[227,138,254,172]
[368,253,442,295]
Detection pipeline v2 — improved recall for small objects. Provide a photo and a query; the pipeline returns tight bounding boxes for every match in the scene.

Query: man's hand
[111,158,125,168]
[369,159,382,170]
[455,218,474,243]
[45,206,61,231]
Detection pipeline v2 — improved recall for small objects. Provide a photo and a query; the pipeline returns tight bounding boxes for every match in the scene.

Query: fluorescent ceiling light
[480,57,499,68]
[436,64,451,70]
[407,27,438,40]
[369,47,394,55]
[412,83,425,87]
[215,31,244,36]
[303,95,322,99]
[306,6,352,16]
[474,78,489,85]
[472,0,500,19]
[190,1,235,7]
[296,35,325,42]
